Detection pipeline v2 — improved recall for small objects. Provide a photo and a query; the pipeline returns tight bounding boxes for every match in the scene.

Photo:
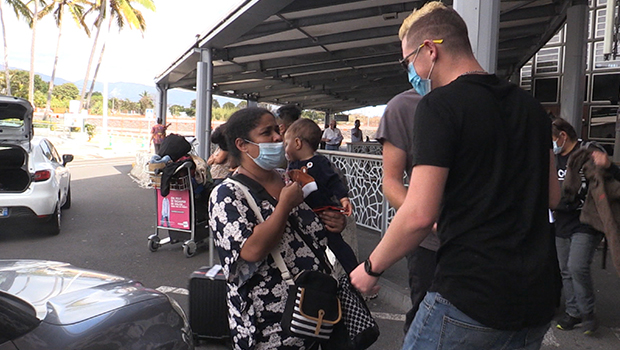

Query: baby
[284,118,357,273]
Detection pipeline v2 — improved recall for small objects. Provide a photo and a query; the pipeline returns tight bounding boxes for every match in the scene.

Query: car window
[39,140,53,162]
[48,142,61,163]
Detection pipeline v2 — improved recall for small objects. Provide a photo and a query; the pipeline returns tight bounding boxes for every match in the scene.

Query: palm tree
[25,0,45,104]
[39,0,89,119]
[0,1,31,95]
[79,0,155,112]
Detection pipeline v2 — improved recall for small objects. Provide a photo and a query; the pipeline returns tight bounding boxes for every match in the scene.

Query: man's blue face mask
[407,61,432,96]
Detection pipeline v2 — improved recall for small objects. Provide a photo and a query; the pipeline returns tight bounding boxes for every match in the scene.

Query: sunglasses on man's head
[398,39,444,71]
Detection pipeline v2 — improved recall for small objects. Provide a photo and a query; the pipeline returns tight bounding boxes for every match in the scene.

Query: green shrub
[85,123,96,141]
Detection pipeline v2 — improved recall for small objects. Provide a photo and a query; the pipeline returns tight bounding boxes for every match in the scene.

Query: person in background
[350,2,561,349]
[208,107,346,350]
[351,119,363,143]
[151,119,171,154]
[285,118,357,274]
[208,124,234,186]
[551,117,604,335]
[276,103,302,136]
[376,86,438,334]
[321,119,343,150]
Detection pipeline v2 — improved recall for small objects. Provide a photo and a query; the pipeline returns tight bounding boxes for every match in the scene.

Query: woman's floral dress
[209,179,330,350]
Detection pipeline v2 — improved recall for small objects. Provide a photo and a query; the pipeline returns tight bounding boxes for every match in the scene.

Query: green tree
[80,0,155,111]
[5,69,45,99]
[212,99,220,109]
[52,82,79,100]
[236,100,247,108]
[222,102,235,109]
[0,0,31,95]
[169,104,183,116]
[39,0,90,119]
[138,90,153,115]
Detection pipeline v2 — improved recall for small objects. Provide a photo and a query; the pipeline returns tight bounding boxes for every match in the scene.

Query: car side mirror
[62,154,74,166]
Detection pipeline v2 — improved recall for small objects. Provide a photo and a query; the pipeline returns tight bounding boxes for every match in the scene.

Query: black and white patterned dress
[209,180,330,350]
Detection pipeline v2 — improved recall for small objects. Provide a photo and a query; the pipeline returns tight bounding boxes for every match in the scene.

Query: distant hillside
[1,65,236,107]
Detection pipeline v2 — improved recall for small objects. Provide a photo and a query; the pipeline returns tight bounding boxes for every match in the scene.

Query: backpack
[157,134,191,161]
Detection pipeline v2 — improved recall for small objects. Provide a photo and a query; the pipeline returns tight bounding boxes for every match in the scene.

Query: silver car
[0,96,72,235]
[0,259,194,349]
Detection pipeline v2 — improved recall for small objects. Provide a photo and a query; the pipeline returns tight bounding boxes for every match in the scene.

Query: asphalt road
[4,156,620,350]
[0,157,407,350]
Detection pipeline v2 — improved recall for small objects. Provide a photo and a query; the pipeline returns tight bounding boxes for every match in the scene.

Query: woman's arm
[240,182,304,262]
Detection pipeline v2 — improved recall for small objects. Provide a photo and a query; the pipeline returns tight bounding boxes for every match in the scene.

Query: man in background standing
[322,119,343,150]
[376,87,438,335]
[351,119,363,143]
[276,103,302,136]
[151,118,171,154]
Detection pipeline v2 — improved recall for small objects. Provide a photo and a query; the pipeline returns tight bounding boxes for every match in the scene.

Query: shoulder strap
[223,177,294,285]
[227,174,333,274]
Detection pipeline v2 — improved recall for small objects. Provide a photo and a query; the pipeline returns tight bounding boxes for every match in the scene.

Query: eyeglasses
[399,39,444,71]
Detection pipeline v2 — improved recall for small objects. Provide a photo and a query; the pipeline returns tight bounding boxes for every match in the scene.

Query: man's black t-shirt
[412,74,560,330]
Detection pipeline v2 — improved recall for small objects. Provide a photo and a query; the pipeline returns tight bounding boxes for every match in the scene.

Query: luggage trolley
[147,161,209,257]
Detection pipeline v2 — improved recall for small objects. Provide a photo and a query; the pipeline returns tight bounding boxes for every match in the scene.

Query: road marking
[157,286,189,295]
[542,328,559,347]
[371,312,405,321]
[158,286,407,322]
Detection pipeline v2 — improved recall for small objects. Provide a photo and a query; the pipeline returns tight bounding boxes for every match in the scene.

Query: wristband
[364,258,383,277]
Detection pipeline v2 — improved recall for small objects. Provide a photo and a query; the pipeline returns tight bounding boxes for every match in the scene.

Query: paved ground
[43,129,620,349]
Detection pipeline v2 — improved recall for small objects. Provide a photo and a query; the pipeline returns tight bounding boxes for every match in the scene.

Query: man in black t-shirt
[350,2,561,349]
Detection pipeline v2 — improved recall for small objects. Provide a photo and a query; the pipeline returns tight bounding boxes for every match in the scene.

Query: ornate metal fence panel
[347,142,383,155]
[319,150,395,233]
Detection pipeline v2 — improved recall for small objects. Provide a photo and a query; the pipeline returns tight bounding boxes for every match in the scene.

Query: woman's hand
[318,210,347,233]
[279,181,304,211]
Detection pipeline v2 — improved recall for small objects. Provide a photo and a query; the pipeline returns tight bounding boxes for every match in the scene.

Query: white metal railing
[318,149,396,234]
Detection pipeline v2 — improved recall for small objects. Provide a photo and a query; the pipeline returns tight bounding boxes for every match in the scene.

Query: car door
[41,140,70,205]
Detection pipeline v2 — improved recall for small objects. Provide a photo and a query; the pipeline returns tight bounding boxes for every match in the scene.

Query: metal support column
[560,2,588,136]
[195,48,214,160]
[247,100,258,107]
[453,0,500,73]
[155,84,167,123]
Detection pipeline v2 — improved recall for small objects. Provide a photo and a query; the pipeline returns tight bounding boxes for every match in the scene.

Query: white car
[0,96,73,235]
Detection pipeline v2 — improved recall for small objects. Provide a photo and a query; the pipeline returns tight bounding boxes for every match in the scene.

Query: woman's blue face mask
[244,140,285,170]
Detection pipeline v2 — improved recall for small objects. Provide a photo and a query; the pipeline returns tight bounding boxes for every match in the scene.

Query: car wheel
[45,201,61,236]
[61,186,71,209]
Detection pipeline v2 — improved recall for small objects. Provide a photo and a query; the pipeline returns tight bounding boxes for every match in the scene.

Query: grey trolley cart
[147,161,209,257]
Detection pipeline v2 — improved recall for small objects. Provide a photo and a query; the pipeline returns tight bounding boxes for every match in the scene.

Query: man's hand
[350,262,381,295]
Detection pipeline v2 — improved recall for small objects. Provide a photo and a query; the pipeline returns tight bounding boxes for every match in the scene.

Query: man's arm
[382,141,408,209]
[350,165,448,294]
[549,150,560,209]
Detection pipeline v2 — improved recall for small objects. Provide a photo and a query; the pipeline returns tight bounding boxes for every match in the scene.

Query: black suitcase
[188,265,230,340]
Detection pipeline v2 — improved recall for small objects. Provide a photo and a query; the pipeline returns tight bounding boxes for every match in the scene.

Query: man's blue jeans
[555,232,603,318]
[325,144,339,150]
[403,292,549,350]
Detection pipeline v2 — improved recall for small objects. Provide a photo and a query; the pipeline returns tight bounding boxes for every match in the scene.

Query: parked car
[0,259,194,350]
[0,96,72,235]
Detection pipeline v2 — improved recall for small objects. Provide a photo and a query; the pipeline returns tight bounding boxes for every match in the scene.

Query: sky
[1,0,386,116]
[2,0,243,85]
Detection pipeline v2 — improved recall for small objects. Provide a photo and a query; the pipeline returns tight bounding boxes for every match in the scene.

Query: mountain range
[2,66,236,107]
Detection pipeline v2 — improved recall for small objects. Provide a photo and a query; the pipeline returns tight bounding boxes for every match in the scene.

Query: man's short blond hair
[399,1,472,56]
[398,1,446,40]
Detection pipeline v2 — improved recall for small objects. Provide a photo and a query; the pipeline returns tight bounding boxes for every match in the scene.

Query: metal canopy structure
[155,0,574,113]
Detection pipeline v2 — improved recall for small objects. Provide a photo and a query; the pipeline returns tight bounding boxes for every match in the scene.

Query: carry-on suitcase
[188,265,230,341]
